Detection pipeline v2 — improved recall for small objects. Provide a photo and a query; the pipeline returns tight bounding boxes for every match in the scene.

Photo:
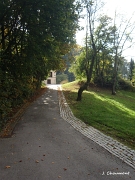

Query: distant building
[45,71,56,84]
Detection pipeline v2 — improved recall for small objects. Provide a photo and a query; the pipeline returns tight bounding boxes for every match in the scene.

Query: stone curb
[57,86,135,169]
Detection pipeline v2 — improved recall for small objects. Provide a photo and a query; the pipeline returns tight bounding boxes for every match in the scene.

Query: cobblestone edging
[57,87,135,169]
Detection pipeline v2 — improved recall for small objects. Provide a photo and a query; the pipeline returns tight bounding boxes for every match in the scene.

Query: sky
[76,0,135,60]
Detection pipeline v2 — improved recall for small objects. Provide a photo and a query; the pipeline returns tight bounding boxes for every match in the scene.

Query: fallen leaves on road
[5,166,11,169]
[35,160,39,163]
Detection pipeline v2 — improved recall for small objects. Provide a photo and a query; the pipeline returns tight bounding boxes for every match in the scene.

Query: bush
[117,78,135,91]
[56,73,68,84]
[94,76,112,88]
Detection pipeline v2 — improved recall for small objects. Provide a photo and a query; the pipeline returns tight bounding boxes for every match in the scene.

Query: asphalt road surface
[0,85,134,180]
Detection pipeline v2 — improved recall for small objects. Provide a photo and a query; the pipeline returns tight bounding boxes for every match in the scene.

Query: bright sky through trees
[76,0,135,60]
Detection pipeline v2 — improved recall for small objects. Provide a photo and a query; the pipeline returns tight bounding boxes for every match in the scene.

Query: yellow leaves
[5,166,11,169]
[35,160,39,163]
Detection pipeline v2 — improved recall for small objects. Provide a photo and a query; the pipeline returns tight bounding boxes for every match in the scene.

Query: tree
[56,73,68,84]
[57,45,81,82]
[74,2,135,99]
[71,15,115,87]
[129,58,135,81]
[118,58,129,79]
[0,0,80,124]
[111,12,135,94]
[76,0,105,101]
[69,49,86,80]
[93,15,114,87]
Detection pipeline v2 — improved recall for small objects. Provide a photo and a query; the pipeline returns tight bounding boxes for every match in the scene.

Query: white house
[45,71,56,84]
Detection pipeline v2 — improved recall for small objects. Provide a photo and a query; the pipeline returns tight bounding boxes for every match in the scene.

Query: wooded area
[0,0,80,127]
[69,0,135,100]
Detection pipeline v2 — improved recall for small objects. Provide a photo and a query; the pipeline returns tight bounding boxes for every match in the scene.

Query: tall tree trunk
[76,54,95,101]
[76,82,88,101]
[112,48,118,95]
[76,3,97,101]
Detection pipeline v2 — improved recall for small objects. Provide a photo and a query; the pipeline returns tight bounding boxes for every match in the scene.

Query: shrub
[56,73,68,84]
[117,78,135,91]
[94,76,112,88]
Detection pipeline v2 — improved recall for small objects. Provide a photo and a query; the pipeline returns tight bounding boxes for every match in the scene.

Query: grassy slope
[62,81,135,149]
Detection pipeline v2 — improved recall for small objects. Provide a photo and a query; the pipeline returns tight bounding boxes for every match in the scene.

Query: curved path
[0,85,134,180]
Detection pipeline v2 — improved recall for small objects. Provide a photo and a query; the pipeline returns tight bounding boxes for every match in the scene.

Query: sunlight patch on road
[47,84,61,90]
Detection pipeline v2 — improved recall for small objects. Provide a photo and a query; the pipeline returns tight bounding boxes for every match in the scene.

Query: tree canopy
[0,0,80,126]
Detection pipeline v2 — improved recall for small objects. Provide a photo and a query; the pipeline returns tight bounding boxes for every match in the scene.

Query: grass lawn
[62,81,135,150]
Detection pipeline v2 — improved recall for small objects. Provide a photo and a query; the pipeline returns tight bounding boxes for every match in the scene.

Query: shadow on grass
[63,89,135,149]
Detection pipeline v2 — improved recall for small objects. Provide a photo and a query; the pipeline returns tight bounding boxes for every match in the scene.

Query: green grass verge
[62,81,135,150]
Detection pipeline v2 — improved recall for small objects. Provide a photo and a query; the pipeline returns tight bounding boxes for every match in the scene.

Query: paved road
[0,85,134,180]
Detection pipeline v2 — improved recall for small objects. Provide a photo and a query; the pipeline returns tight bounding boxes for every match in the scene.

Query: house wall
[45,71,56,84]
